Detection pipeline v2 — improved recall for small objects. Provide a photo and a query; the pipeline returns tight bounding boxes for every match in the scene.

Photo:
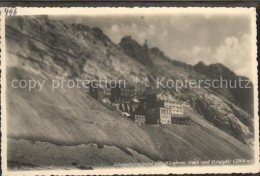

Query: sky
[52,13,254,80]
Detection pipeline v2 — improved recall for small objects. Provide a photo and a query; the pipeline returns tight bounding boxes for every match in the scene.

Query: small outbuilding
[171,116,190,125]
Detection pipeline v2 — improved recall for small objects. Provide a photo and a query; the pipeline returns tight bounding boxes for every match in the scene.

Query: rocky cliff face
[194,61,254,116]
[119,33,254,146]
[5,16,255,168]
[119,36,153,67]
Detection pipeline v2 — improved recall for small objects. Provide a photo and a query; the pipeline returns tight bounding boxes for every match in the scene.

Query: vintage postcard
[1,7,259,175]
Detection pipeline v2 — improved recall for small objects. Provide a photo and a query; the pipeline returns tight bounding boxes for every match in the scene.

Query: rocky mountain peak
[194,61,253,115]
[92,27,112,44]
[150,47,165,58]
[194,62,237,79]
[119,36,153,66]
[71,23,90,31]
[194,61,206,70]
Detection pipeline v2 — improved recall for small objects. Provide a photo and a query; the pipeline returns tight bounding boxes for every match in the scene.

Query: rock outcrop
[194,61,254,116]
[119,36,153,66]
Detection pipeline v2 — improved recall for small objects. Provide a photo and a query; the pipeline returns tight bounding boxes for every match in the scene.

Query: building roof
[156,92,181,102]
[122,112,131,116]
[131,98,140,103]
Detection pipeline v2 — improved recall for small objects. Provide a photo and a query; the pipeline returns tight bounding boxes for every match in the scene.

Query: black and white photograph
[1,7,259,175]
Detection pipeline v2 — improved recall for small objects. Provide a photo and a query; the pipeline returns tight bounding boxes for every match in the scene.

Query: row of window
[166,105,183,109]
[161,120,171,124]
[172,109,183,113]
[161,117,171,120]
[160,109,172,114]
[135,115,146,119]
[161,110,183,114]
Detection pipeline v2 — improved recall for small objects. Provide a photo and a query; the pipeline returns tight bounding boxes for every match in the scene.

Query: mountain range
[6,16,254,169]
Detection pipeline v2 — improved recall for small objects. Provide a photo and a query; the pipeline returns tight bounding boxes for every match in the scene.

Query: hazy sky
[52,14,253,79]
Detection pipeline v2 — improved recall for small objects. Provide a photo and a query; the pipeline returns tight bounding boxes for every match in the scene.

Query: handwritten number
[4,8,17,16]
[9,9,13,16]
[13,8,17,15]
[4,8,8,16]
